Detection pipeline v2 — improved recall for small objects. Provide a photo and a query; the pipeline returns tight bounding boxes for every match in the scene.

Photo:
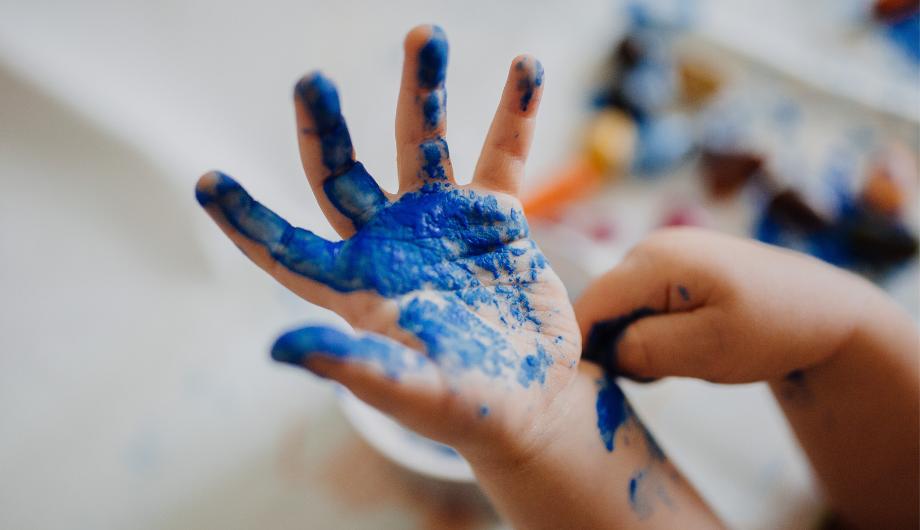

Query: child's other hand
[195,26,580,461]
[575,227,875,383]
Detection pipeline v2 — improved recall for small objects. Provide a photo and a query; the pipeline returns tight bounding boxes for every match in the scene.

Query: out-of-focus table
[0,1,915,529]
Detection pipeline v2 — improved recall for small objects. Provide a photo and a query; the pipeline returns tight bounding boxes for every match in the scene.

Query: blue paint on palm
[595,374,630,452]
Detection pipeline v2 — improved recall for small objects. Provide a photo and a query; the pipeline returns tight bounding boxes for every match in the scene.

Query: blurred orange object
[862,143,918,216]
[523,110,636,219]
[523,158,604,219]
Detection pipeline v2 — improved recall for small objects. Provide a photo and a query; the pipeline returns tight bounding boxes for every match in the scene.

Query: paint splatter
[595,374,630,452]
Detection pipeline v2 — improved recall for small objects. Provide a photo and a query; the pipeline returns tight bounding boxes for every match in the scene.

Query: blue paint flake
[518,344,553,387]
[595,374,630,452]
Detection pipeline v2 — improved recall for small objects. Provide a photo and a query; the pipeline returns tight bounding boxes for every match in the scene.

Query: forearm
[465,363,722,530]
[771,283,919,529]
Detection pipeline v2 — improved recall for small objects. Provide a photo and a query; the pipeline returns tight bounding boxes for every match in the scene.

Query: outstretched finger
[395,25,455,191]
[271,325,448,424]
[195,171,364,309]
[472,55,544,196]
[294,73,390,236]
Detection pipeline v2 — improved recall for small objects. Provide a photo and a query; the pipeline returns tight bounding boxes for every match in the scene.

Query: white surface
[1,1,915,529]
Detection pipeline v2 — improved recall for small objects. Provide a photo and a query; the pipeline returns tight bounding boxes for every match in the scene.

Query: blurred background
[1,0,917,528]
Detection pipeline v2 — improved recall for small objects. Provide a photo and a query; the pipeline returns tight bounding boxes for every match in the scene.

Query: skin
[195,26,721,529]
[575,227,920,529]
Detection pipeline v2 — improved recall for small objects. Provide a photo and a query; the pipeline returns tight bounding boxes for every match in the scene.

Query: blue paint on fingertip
[479,405,490,417]
[418,26,448,89]
[516,58,544,112]
[271,326,416,380]
[295,72,354,175]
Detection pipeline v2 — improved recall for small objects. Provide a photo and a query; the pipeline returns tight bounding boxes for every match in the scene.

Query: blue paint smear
[271,326,417,380]
[583,307,658,377]
[516,59,544,112]
[422,91,445,129]
[628,469,653,519]
[419,138,450,180]
[479,405,490,417]
[322,162,388,228]
[595,374,630,452]
[517,343,553,388]
[295,73,354,175]
[417,26,448,89]
[398,296,516,378]
[201,172,556,387]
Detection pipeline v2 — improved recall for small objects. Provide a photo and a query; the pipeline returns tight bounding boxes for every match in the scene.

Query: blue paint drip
[518,343,553,388]
[295,73,354,175]
[271,326,417,380]
[419,138,450,180]
[595,374,630,452]
[583,307,658,378]
[417,26,448,89]
[516,59,544,112]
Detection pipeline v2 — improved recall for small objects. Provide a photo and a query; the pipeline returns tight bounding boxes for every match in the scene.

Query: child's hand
[575,227,873,383]
[195,25,579,459]
[575,227,919,528]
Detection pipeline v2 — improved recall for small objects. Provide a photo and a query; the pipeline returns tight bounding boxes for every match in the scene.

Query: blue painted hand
[195,25,579,447]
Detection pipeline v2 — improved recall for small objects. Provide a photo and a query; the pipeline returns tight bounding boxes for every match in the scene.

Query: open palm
[195,26,580,448]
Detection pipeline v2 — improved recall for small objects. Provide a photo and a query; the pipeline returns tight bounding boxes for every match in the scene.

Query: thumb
[610,308,728,381]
